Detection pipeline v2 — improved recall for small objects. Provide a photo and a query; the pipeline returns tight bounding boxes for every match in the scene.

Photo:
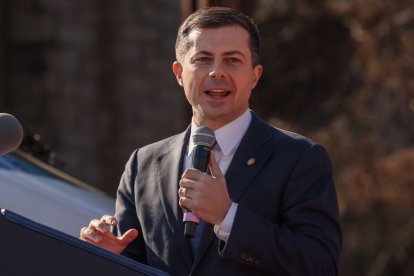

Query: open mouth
[205,89,231,98]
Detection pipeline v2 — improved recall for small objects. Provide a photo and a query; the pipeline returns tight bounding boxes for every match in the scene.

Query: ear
[251,64,263,90]
[172,61,184,87]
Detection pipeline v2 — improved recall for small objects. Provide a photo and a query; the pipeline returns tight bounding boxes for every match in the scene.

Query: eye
[194,56,212,63]
[226,57,241,64]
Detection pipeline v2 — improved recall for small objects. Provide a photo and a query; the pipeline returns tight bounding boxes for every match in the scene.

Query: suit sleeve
[220,144,342,275]
[112,149,147,263]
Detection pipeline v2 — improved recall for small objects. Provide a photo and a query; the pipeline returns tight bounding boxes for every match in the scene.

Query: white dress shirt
[184,109,252,242]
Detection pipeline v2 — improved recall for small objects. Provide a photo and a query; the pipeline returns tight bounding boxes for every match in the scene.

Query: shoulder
[250,112,315,147]
[249,112,329,160]
[270,126,315,148]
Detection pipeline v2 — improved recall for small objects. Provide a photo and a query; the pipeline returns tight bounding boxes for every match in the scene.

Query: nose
[208,62,226,78]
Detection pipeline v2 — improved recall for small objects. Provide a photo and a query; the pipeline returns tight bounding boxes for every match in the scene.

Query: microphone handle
[184,221,198,238]
[192,145,210,172]
[183,145,211,238]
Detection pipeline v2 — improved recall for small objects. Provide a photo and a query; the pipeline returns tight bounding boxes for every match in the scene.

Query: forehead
[187,25,251,55]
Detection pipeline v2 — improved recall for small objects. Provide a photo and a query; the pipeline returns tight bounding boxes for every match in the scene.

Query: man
[80,7,341,275]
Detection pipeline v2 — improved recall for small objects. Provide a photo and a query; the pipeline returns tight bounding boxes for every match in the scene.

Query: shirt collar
[188,109,252,157]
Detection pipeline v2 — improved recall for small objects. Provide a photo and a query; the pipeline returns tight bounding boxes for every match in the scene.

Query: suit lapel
[225,116,273,201]
[156,127,192,266]
[227,112,273,201]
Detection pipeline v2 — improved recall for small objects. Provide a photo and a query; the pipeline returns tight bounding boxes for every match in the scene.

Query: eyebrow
[194,50,214,57]
[194,50,246,58]
[223,50,246,58]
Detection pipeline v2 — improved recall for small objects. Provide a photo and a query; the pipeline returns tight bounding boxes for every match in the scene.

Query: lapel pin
[247,158,255,166]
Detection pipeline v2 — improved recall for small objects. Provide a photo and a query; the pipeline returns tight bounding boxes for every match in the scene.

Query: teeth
[210,89,226,93]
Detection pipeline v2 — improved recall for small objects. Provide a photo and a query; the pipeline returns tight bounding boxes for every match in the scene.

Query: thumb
[120,228,139,245]
[209,152,223,178]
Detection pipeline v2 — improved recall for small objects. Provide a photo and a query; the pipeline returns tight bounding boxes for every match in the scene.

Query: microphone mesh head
[0,113,24,155]
[192,126,215,148]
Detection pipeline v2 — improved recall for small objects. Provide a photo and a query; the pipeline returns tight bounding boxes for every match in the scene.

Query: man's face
[173,25,263,130]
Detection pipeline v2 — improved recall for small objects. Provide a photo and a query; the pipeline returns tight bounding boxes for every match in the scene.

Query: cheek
[235,76,254,95]
[184,73,203,92]
[183,80,199,103]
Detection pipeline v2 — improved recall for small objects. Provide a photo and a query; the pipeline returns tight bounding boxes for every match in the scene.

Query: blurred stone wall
[0,0,188,195]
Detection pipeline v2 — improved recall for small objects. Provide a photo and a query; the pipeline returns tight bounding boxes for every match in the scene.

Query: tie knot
[212,142,221,152]
[211,142,223,165]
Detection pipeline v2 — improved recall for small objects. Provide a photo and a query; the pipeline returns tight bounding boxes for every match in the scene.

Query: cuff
[214,202,238,242]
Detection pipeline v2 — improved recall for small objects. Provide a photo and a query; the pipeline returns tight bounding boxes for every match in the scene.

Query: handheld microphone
[183,126,215,238]
[0,113,24,156]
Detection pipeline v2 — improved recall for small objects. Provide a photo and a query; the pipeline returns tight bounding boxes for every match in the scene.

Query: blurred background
[0,0,413,275]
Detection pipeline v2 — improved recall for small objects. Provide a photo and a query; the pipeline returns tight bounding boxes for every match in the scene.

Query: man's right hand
[80,215,138,254]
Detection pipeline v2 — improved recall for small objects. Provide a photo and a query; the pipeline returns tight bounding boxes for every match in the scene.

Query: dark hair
[175,7,261,66]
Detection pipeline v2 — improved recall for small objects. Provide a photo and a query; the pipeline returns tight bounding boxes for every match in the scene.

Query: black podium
[0,208,169,276]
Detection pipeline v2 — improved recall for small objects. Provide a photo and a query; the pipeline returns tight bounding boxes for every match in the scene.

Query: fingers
[101,215,118,226]
[178,187,192,198]
[80,216,139,254]
[178,186,193,211]
[88,219,109,234]
[80,226,100,242]
[179,172,199,193]
[181,168,202,180]
[178,182,196,210]
[90,216,117,233]
[120,229,139,244]
[178,187,185,197]
[80,215,118,242]
[208,152,223,179]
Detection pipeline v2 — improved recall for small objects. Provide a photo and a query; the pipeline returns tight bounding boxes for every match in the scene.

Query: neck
[192,109,249,131]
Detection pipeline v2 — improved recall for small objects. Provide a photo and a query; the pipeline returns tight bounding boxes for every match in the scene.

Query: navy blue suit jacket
[113,112,341,275]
